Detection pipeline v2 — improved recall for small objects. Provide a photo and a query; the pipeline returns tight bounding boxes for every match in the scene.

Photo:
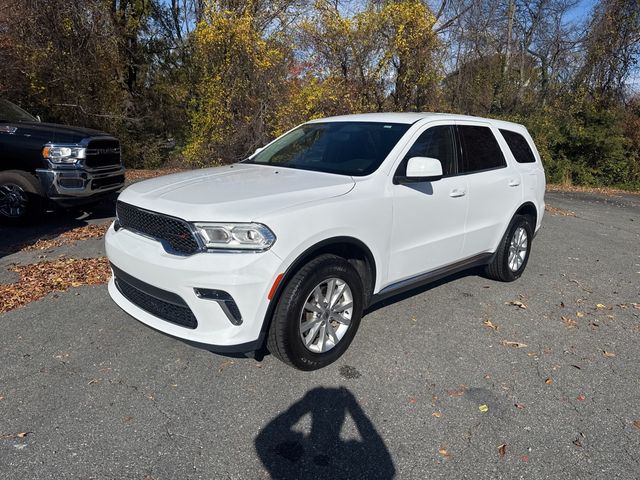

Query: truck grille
[85,139,121,169]
[116,201,201,255]
[112,264,198,329]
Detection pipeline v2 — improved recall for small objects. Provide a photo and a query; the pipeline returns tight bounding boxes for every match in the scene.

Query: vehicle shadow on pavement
[365,268,485,315]
[0,199,116,259]
[255,387,395,480]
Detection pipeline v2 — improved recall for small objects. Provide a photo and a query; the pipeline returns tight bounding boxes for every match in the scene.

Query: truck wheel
[0,171,45,225]
[484,214,533,282]
[267,254,364,371]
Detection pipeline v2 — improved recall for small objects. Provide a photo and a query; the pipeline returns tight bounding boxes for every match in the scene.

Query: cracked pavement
[0,190,639,479]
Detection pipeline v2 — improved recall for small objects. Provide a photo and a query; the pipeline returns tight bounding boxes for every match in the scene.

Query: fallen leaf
[501,340,528,348]
[545,377,553,385]
[408,397,417,404]
[446,388,465,397]
[576,312,585,318]
[123,416,134,423]
[432,411,442,418]
[562,316,577,328]
[483,319,499,330]
[515,403,525,409]
[576,394,585,401]
[87,378,101,386]
[560,301,565,308]
[632,420,640,429]
[218,360,235,372]
[596,303,606,309]
[16,432,30,438]
[479,404,489,413]
[505,300,527,309]
[498,444,507,458]
[521,454,529,462]
[438,447,450,458]
[602,351,616,358]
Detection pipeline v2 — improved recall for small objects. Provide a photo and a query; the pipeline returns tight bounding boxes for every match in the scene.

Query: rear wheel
[267,254,364,370]
[0,171,44,225]
[484,214,533,282]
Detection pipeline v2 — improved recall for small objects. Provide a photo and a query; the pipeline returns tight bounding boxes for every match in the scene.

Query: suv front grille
[116,201,201,255]
[86,139,121,169]
[112,264,198,329]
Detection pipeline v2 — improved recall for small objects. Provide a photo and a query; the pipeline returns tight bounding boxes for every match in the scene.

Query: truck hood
[118,164,355,222]
[1,121,111,144]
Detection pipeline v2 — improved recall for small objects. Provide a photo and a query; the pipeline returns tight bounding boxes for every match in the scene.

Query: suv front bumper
[36,166,125,206]
[105,223,283,352]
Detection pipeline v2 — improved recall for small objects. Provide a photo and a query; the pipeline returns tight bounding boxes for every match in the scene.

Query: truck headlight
[42,144,86,164]
[193,223,276,251]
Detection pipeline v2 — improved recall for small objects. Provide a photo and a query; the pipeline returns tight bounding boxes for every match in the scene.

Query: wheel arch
[259,236,377,339]
[515,201,538,228]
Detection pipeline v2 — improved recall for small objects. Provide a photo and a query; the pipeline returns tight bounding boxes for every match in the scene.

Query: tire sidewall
[278,257,364,370]
[502,216,533,281]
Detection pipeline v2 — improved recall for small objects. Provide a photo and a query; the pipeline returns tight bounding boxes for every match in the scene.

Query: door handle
[449,188,466,198]
[508,179,521,187]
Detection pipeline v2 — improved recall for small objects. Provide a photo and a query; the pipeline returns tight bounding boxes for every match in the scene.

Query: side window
[500,129,536,163]
[458,125,506,174]
[397,125,456,177]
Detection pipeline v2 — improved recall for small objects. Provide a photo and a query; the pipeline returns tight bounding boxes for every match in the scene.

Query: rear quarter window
[500,129,536,164]
[457,125,506,174]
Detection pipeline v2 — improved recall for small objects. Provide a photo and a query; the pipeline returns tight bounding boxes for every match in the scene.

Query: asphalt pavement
[1,190,639,479]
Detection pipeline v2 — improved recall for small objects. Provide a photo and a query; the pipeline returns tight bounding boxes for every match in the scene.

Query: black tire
[0,170,45,225]
[484,214,534,282]
[267,254,364,371]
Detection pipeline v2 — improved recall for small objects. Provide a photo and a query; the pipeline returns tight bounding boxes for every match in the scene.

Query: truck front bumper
[36,166,125,206]
[105,223,283,352]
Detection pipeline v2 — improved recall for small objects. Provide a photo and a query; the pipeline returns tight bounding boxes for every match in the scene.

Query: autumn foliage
[1,0,639,188]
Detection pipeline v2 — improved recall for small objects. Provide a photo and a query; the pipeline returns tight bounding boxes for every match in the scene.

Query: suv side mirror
[397,157,443,183]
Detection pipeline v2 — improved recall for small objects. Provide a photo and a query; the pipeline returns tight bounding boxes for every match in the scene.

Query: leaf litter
[0,257,111,313]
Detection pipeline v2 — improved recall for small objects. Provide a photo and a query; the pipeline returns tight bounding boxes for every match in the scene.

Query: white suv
[106,113,545,370]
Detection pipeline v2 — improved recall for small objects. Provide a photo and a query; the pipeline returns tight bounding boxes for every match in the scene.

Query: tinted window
[0,100,37,123]
[396,125,456,177]
[458,125,506,173]
[245,122,410,176]
[500,129,536,163]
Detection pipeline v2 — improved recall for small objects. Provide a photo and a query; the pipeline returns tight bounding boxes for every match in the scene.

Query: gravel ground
[0,190,639,479]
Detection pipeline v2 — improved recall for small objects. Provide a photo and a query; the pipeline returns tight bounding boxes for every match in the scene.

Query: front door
[388,124,468,284]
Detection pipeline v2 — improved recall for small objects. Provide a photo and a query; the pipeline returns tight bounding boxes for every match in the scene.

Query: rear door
[388,123,468,283]
[457,122,522,257]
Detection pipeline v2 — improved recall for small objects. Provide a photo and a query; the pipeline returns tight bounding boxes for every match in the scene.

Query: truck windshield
[244,122,410,176]
[0,100,37,123]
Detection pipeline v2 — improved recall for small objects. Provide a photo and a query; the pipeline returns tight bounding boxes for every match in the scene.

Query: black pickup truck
[0,99,125,224]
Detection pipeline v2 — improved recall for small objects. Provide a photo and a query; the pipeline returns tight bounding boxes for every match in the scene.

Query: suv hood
[118,164,355,222]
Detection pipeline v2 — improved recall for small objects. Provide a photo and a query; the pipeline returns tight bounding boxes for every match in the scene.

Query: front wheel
[0,171,45,225]
[267,254,364,370]
[484,214,534,282]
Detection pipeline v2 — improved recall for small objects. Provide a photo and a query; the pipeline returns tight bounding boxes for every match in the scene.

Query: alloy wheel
[299,277,353,353]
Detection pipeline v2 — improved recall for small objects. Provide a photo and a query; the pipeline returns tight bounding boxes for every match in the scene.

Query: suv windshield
[0,100,37,123]
[244,122,410,176]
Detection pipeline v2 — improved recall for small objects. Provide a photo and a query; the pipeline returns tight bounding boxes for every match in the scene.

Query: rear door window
[500,129,536,164]
[457,125,506,174]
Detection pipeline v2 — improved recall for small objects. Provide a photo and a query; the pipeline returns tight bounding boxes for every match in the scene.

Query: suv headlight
[42,144,86,164]
[193,223,276,251]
